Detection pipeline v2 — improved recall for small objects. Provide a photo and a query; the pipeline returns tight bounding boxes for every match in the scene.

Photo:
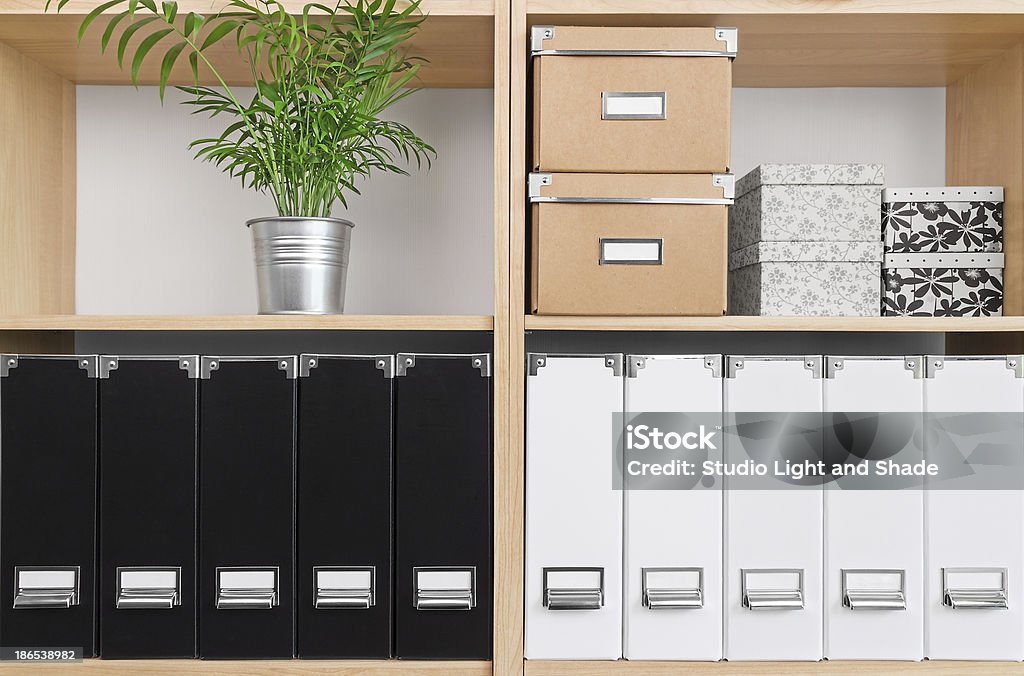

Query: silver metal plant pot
[248,216,354,314]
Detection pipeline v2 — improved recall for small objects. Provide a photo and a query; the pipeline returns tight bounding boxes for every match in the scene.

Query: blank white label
[417,569,474,591]
[744,570,802,592]
[317,569,373,591]
[120,569,178,590]
[219,569,276,591]
[18,569,76,590]
[645,569,701,592]
[547,569,603,591]
[602,92,667,119]
[945,569,1006,591]
[600,239,663,265]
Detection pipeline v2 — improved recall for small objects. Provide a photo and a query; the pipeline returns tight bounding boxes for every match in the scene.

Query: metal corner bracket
[1007,355,1024,379]
[277,357,297,379]
[804,356,823,379]
[712,174,736,201]
[725,357,744,379]
[626,355,647,379]
[98,356,119,379]
[925,356,944,379]
[905,357,924,379]
[376,355,396,379]
[704,355,722,379]
[200,357,219,380]
[299,355,319,378]
[527,353,546,377]
[470,355,491,378]
[79,356,100,379]
[715,27,739,56]
[0,355,17,378]
[825,357,844,379]
[604,354,623,377]
[529,173,552,200]
[395,354,416,377]
[531,25,555,54]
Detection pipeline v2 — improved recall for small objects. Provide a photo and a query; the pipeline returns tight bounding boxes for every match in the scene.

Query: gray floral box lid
[736,163,885,199]
[729,241,883,271]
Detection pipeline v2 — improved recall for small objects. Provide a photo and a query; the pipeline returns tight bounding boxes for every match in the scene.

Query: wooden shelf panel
[0,1,494,87]
[0,659,491,674]
[525,315,1024,333]
[524,661,1023,675]
[527,0,1024,15]
[525,6,1024,86]
[0,314,494,331]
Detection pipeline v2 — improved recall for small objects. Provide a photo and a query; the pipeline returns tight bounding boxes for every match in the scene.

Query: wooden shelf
[0,314,494,331]
[0,0,494,87]
[525,315,1024,333]
[0,659,491,674]
[524,661,1023,675]
[525,1,1024,86]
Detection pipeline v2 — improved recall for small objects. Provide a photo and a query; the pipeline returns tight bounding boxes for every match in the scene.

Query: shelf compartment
[525,316,1024,333]
[0,0,495,87]
[525,7,1024,87]
[0,314,494,331]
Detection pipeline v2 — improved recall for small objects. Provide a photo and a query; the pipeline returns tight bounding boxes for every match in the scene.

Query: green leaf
[100,10,130,52]
[183,11,203,38]
[130,27,173,84]
[199,19,240,51]
[188,50,199,80]
[77,0,125,44]
[158,41,186,100]
[116,16,158,67]
[161,0,177,23]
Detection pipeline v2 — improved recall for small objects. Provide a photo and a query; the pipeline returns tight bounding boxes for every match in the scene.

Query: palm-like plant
[49,0,435,218]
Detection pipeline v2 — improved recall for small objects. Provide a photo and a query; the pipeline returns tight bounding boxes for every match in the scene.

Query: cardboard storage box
[881,187,1004,316]
[531,26,736,174]
[728,241,882,316]
[529,172,733,315]
[730,163,885,250]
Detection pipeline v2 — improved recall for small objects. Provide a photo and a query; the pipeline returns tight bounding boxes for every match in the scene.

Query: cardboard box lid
[736,163,885,198]
[881,186,1004,203]
[729,241,883,270]
[530,172,734,203]
[531,25,737,56]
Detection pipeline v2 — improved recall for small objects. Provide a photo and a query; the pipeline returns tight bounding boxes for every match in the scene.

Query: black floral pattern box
[881,187,1004,317]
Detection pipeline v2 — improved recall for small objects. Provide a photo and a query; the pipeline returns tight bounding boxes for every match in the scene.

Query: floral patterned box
[730,163,885,251]
[881,187,1003,316]
[882,187,1003,253]
[729,241,882,316]
[882,252,1004,317]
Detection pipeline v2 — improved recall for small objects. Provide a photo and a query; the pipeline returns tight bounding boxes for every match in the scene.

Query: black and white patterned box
[881,187,1004,317]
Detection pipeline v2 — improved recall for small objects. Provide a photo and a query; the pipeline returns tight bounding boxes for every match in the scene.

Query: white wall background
[75,86,945,315]
[732,88,945,185]
[76,86,494,315]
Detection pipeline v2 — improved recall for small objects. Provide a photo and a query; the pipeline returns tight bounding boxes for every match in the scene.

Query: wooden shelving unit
[505,2,1024,675]
[7,0,1024,674]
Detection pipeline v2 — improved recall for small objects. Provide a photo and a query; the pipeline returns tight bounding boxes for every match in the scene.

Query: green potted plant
[49,0,434,314]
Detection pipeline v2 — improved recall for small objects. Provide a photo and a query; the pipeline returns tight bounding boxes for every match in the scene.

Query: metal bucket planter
[248,216,355,314]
